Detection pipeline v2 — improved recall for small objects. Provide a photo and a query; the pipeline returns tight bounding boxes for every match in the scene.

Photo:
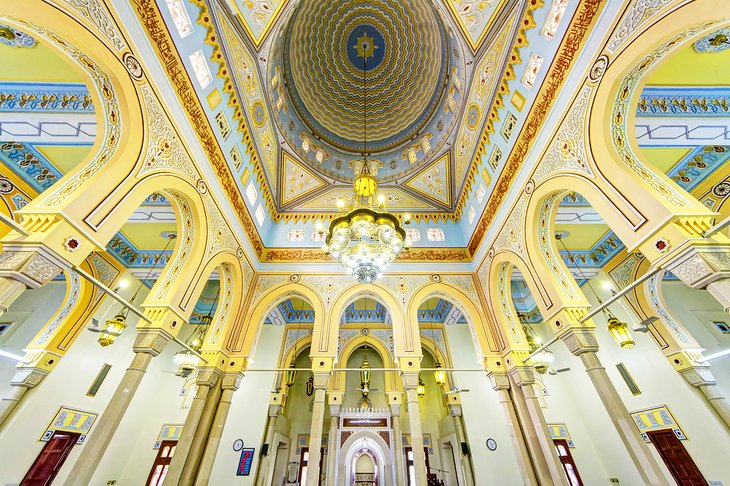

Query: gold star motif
[355,32,376,59]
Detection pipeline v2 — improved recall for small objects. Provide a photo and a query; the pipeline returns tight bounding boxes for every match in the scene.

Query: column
[510,367,568,486]
[676,364,730,430]
[0,368,47,429]
[325,402,340,486]
[562,328,668,485]
[164,368,221,485]
[402,372,427,486]
[388,394,405,486]
[66,329,170,485]
[195,372,243,484]
[256,398,283,486]
[447,403,475,486]
[488,372,538,485]
[179,375,223,485]
[305,372,329,486]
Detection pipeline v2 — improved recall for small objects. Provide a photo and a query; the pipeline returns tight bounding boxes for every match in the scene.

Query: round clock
[233,439,244,451]
[486,438,497,451]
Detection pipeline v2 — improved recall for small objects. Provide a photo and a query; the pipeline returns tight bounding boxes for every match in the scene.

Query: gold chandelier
[321,38,408,283]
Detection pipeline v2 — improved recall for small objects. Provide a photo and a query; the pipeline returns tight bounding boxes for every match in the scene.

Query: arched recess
[183,252,245,353]
[0,1,145,233]
[236,282,324,359]
[409,281,500,361]
[329,285,410,358]
[334,334,399,394]
[486,251,549,351]
[340,430,391,486]
[133,187,208,319]
[587,0,727,232]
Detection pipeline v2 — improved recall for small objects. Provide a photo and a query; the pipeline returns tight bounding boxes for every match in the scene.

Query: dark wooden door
[648,430,706,486]
[554,439,584,486]
[21,432,79,486]
[146,440,177,486]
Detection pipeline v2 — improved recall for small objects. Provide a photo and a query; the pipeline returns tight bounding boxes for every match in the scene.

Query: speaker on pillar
[261,443,269,456]
[461,442,469,455]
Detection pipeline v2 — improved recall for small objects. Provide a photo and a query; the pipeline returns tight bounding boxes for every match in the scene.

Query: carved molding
[10,367,49,388]
[560,327,599,355]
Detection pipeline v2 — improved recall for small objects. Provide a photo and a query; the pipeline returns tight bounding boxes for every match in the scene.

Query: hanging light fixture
[607,316,635,349]
[173,279,218,378]
[360,298,372,394]
[556,233,635,349]
[530,349,555,375]
[320,36,408,283]
[417,374,426,398]
[427,299,447,387]
[306,372,314,397]
[98,233,176,346]
[520,314,554,374]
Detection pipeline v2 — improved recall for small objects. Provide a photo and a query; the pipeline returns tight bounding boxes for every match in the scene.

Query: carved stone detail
[0,250,63,288]
[401,372,421,390]
[10,367,49,388]
[133,329,172,356]
[560,328,599,355]
[196,367,223,387]
[221,372,243,390]
[508,366,535,387]
[678,367,717,388]
[667,247,730,289]
[312,372,330,389]
[487,372,510,391]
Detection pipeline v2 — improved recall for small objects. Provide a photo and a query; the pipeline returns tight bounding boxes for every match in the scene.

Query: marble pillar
[403,372,427,486]
[305,372,329,486]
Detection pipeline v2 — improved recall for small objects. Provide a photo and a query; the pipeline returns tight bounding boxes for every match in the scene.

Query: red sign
[237,448,255,476]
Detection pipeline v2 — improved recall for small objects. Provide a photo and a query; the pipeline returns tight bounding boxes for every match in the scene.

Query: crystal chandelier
[321,36,408,283]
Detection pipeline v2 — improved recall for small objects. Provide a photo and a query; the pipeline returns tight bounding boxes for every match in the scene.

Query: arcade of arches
[0,1,730,485]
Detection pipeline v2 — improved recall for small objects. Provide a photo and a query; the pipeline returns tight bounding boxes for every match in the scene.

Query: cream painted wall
[0,280,164,485]
[444,323,524,485]
[536,272,730,485]
[661,280,730,400]
[208,322,285,485]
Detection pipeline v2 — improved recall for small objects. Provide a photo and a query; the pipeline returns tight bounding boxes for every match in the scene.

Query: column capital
[508,366,535,387]
[677,365,717,388]
[221,372,244,390]
[133,328,172,356]
[487,371,511,391]
[329,403,341,417]
[447,404,463,417]
[401,371,421,390]
[269,392,287,410]
[389,404,402,417]
[268,403,283,418]
[560,327,599,355]
[0,247,64,289]
[666,244,730,290]
[10,367,49,389]
[195,367,223,387]
[312,371,330,390]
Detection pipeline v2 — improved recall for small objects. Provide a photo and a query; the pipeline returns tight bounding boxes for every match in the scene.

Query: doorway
[404,447,431,486]
[21,431,80,486]
[146,440,177,486]
[553,440,583,486]
[648,430,706,486]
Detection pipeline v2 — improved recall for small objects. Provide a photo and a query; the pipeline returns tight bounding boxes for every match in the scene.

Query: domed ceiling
[266,0,465,213]
[283,0,447,154]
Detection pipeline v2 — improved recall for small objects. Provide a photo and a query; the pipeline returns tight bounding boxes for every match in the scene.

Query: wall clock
[233,439,244,451]
[486,438,497,451]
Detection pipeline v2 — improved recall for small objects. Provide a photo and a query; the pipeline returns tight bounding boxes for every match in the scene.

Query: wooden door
[146,440,177,486]
[21,432,79,486]
[648,430,706,486]
[554,440,583,486]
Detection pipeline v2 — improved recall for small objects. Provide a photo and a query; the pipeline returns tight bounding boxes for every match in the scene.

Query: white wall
[208,323,284,485]
[536,273,730,485]
[444,323,524,485]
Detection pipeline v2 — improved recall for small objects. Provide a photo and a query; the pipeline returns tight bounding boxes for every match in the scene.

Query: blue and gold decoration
[348,25,384,70]
[694,28,730,53]
[0,24,36,48]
